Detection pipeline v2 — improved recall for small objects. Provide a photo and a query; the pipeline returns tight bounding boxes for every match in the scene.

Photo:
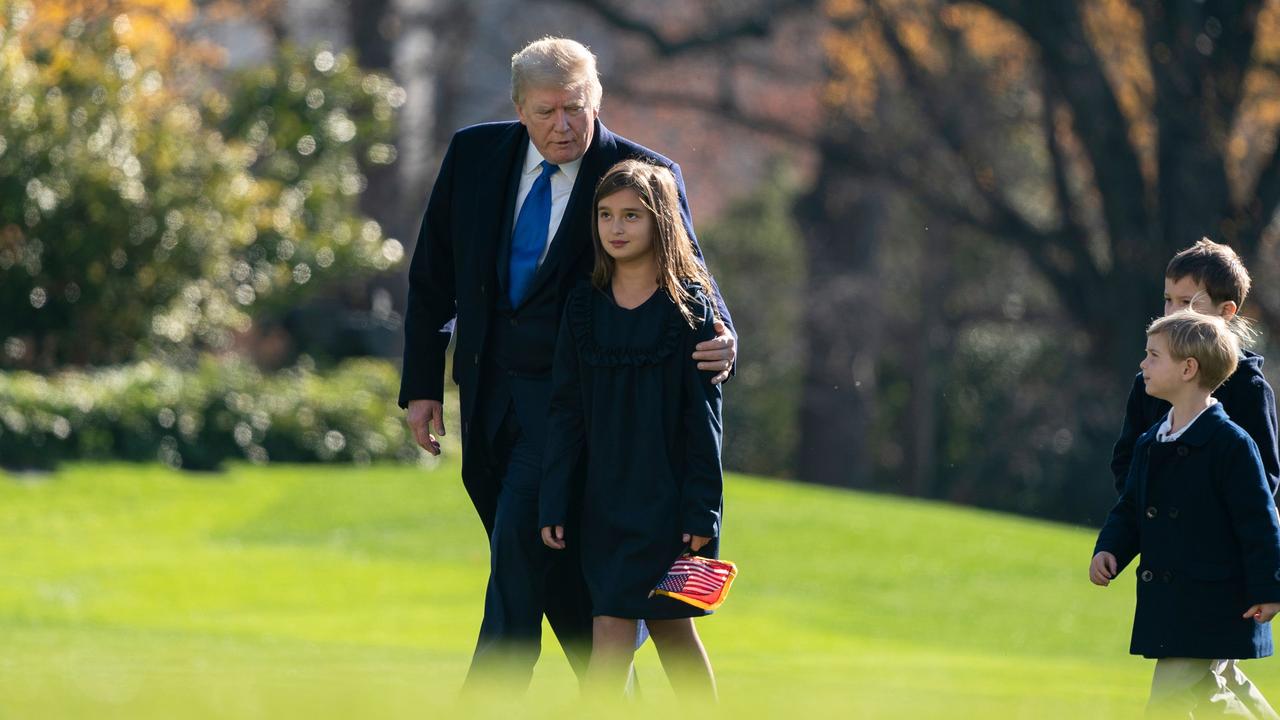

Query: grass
[0,461,1268,717]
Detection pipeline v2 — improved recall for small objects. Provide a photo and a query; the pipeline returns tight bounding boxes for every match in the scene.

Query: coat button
[1168,507,1179,519]
[1146,506,1158,519]
[1177,446,1189,457]
[1162,571,1173,583]
[1141,570,1154,582]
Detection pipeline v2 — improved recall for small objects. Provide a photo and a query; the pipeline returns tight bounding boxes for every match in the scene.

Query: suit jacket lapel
[475,123,527,297]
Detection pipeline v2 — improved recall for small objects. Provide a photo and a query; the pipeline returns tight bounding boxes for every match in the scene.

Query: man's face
[515,85,597,165]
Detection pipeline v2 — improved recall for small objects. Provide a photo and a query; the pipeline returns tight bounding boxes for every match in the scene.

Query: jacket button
[1162,571,1173,583]
[1146,506,1158,519]
[1168,507,1179,519]
[1177,446,1189,457]
[1141,570,1154,582]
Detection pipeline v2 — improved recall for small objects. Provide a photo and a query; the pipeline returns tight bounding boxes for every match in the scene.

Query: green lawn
[0,462,1263,718]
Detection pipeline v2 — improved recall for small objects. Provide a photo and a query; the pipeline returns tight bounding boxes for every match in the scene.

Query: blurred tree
[196,0,471,366]
[0,0,403,369]
[818,0,1280,376]
[699,162,805,478]
[810,0,1280,514]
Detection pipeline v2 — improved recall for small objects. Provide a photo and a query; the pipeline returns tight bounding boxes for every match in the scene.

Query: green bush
[0,356,427,471]
[0,5,403,368]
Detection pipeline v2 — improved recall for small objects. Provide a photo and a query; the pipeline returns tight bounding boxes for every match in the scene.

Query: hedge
[0,357,425,470]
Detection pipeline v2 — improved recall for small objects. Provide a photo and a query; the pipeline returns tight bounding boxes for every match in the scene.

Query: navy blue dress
[540,284,724,619]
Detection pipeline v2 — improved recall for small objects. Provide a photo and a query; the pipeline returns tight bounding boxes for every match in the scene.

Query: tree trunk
[382,0,472,355]
[796,150,887,489]
[392,0,454,214]
[902,222,952,498]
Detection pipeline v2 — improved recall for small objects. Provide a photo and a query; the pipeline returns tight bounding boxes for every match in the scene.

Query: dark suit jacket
[398,118,733,531]
[1096,403,1280,659]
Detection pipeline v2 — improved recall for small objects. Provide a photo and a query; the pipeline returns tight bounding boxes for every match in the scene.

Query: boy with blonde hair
[1093,310,1280,717]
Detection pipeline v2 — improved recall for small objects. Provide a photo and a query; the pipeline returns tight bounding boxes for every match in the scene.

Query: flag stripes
[650,554,738,611]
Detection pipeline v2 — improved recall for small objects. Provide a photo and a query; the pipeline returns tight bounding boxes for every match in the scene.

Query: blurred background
[7,0,1280,524]
[8,1,1280,717]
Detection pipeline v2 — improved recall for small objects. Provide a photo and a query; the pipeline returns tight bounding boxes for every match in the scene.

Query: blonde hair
[1147,310,1240,390]
[510,37,602,109]
[591,160,715,327]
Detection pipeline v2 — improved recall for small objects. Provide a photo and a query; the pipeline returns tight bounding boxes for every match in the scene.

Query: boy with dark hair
[1111,238,1279,496]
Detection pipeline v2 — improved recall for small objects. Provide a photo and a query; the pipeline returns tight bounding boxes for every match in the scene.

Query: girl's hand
[1089,551,1117,586]
[1243,603,1280,623]
[683,533,711,552]
[541,526,566,550]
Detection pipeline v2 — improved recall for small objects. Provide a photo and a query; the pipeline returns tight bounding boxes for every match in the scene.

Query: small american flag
[649,554,739,611]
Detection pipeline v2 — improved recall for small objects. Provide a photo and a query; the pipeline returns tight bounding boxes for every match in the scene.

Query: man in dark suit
[397,37,736,688]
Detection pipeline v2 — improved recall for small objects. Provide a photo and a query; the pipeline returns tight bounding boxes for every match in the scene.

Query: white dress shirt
[1156,398,1219,443]
[513,142,582,267]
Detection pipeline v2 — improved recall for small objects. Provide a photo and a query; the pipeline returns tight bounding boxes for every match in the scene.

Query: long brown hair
[591,159,715,327]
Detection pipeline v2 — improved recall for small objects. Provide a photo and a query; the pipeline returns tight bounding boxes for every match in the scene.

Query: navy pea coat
[1111,352,1279,496]
[1095,402,1280,659]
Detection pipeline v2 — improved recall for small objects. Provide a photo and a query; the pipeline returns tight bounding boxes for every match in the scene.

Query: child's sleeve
[1221,437,1280,605]
[670,160,738,382]
[540,298,586,530]
[1095,453,1142,572]
[670,161,735,342]
[679,297,724,540]
[1227,376,1280,496]
[1109,375,1148,495]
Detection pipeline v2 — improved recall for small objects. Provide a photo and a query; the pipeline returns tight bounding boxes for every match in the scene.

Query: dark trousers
[464,371,593,689]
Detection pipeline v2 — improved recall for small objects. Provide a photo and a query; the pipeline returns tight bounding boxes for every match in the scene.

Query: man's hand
[1244,603,1280,623]
[683,533,711,552]
[542,525,566,550]
[1089,551,1118,586]
[407,399,445,455]
[693,319,736,385]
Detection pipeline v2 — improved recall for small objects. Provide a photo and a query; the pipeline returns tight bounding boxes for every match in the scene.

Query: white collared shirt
[513,142,582,267]
[1156,398,1219,443]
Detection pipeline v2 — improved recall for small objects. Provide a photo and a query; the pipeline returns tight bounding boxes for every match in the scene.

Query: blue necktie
[509,160,558,305]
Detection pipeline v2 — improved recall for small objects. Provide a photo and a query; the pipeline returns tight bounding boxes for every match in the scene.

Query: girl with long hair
[539,159,724,700]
